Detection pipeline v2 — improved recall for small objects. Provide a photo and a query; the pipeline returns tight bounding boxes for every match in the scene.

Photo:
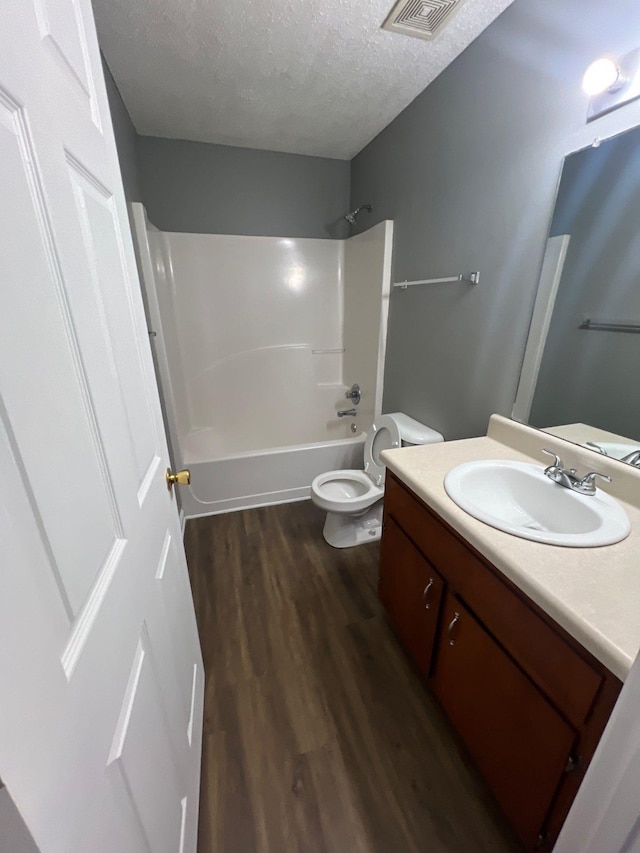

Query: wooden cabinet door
[432,594,575,850]
[378,517,444,677]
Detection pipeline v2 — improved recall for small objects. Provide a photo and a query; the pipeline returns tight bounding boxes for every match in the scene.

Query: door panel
[33,0,100,124]
[108,632,187,853]
[0,93,125,617]
[147,531,203,771]
[68,163,161,487]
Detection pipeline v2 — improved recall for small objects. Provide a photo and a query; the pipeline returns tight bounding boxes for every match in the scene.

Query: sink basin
[444,460,630,547]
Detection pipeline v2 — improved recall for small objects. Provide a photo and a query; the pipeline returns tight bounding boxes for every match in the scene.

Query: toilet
[311,412,444,548]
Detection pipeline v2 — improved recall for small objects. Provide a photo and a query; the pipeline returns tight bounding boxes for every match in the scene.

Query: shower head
[344,204,372,225]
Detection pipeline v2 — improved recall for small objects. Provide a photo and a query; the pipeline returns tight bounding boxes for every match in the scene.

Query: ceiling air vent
[382,0,468,40]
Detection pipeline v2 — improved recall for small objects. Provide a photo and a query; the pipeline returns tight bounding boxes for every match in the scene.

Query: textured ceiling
[94,0,515,160]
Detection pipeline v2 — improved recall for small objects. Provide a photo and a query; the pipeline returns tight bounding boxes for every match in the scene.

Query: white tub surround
[163,231,346,451]
[131,204,393,515]
[343,221,392,429]
[381,414,640,681]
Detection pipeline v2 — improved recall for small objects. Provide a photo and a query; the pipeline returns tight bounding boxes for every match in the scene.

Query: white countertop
[380,417,640,681]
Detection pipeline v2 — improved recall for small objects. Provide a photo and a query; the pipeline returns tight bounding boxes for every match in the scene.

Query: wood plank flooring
[185,500,522,853]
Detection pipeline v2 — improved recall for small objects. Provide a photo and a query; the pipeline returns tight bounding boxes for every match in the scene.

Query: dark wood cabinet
[378,516,443,677]
[378,471,622,851]
[433,593,575,849]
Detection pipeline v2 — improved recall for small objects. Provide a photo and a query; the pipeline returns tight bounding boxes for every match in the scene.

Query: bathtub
[130,204,392,519]
[179,428,366,518]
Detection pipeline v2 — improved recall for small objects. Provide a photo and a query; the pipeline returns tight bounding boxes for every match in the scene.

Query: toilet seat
[363,414,402,485]
[311,469,384,514]
[311,414,402,515]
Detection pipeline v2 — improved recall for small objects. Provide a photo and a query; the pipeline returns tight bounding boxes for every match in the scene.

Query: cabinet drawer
[378,516,444,678]
[384,473,603,727]
[433,594,576,850]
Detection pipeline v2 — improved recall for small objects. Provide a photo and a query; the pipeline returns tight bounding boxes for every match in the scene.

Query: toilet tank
[387,412,444,447]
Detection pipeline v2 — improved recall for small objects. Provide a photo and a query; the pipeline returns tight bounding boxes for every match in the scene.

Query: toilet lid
[364,415,401,485]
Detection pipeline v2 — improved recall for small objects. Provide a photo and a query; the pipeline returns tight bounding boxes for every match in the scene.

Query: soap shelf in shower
[393,271,480,289]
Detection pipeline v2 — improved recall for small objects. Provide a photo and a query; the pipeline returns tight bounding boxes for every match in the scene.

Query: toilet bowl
[311,413,443,548]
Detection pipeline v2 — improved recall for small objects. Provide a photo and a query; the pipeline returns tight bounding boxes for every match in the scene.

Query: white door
[0,3,204,852]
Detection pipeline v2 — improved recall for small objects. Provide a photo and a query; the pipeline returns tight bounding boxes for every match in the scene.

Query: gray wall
[101,57,142,203]
[351,0,640,441]
[137,136,350,238]
[100,57,349,240]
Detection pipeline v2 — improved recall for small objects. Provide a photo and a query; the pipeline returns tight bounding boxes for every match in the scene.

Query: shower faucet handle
[345,383,361,405]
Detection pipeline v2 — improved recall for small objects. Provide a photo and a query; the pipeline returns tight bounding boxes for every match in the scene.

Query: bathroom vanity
[378,416,640,851]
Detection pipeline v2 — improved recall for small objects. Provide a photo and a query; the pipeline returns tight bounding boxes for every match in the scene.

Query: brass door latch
[166,468,191,491]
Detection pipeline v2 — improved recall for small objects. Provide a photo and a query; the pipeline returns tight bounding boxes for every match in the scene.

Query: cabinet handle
[422,578,435,609]
[564,754,582,774]
[448,611,460,646]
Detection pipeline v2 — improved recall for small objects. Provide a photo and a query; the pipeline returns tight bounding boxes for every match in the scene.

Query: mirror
[513,124,640,466]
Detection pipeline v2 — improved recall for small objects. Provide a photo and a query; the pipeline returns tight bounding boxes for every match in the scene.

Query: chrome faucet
[585,441,607,455]
[345,383,361,405]
[337,408,357,418]
[542,449,611,496]
[586,441,640,466]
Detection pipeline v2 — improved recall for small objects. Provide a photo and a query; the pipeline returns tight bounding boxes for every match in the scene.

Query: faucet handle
[586,441,607,455]
[345,383,361,404]
[578,471,612,494]
[542,448,564,469]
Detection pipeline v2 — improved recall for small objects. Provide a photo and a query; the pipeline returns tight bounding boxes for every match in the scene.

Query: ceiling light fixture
[584,48,640,122]
[582,57,621,96]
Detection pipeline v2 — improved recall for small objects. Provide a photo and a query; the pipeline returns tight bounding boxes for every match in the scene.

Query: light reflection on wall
[286,263,307,292]
[278,238,307,292]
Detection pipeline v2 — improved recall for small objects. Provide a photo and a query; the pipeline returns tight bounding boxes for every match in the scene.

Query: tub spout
[337,409,357,418]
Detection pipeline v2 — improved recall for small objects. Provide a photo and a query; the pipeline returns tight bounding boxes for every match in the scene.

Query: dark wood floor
[185,500,522,853]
